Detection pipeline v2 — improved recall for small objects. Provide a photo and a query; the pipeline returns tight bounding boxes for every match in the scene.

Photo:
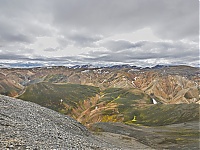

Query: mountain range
[0,65,199,149]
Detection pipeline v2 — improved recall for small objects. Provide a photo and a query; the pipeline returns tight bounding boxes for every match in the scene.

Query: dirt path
[95,132,155,150]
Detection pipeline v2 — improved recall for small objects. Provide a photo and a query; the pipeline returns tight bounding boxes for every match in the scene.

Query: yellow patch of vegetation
[101,115,118,122]
[131,116,137,122]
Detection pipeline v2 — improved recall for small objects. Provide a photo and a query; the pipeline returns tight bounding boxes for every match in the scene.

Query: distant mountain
[0,65,199,104]
[107,64,141,69]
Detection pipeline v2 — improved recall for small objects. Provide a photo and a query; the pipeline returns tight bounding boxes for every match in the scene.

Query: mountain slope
[18,82,100,113]
[17,83,152,126]
[123,103,199,126]
[70,87,152,126]
[1,65,198,104]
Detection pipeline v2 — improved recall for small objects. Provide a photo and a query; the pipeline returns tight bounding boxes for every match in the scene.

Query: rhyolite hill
[0,65,199,104]
[0,65,199,127]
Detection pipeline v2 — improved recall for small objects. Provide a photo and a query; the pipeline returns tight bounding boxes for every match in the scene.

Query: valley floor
[91,121,200,150]
[95,132,154,150]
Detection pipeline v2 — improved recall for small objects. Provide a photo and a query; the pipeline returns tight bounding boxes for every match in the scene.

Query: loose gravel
[0,95,120,150]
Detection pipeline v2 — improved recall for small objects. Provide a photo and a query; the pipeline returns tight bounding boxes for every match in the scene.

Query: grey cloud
[67,33,102,47]
[57,37,69,48]
[0,0,198,41]
[0,46,34,62]
[0,33,33,44]
[0,49,34,60]
[101,40,145,51]
[44,47,59,52]
[152,1,199,41]
[0,53,26,60]
[0,0,198,67]
[51,0,198,40]
[0,0,53,45]
[99,40,199,58]
[83,40,198,64]
[0,18,35,44]
[0,52,74,62]
[57,33,102,48]
[0,0,198,42]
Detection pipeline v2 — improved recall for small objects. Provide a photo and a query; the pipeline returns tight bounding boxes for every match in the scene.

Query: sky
[0,0,199,67]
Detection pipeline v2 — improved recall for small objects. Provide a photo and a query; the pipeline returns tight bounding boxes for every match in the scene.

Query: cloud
[51,0,198,40]
[0,0,198,67]
[0,18,35,44]
[82,40,199,65]
[43,47,59,52]
[101,40,145,51]
[67,32,102,47]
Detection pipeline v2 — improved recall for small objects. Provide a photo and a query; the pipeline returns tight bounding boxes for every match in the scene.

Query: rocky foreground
[0,95,118,149]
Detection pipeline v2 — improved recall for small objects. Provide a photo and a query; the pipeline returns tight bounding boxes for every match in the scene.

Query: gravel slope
[0,95,121,149]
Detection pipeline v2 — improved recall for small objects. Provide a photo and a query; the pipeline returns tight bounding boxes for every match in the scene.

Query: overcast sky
[0,0,199,67]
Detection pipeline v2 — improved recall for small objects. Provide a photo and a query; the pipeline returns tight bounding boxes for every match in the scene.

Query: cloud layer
[0,0,199,67]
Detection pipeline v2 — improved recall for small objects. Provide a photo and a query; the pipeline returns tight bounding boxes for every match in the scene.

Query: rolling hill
[17,82,199,128]
[17,82,153,126]
[18,82,100,113]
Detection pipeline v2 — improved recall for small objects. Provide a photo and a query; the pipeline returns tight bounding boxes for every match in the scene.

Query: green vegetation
[18,82,100,113]
[125,104,199,126]
[100,88,151,105]
[18,84,199,127]
[44,74,68,83]
[0,82,22,97]
[98,88,152,123]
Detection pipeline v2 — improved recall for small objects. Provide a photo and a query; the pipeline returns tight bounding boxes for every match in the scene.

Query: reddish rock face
[0,66,199,104]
